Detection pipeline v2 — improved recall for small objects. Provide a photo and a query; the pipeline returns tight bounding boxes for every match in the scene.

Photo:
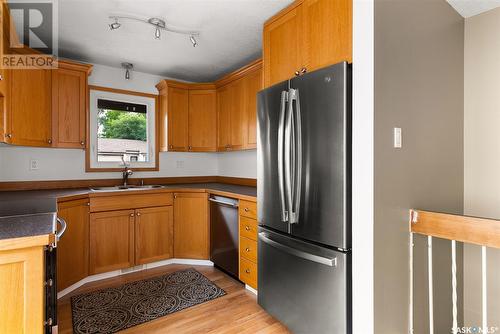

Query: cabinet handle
[169,144,173,149]
[295,70,300,76]
[244,208,249,212]
[136,212,141,216]
[245,226,250,231]
[48,139,52,144]
[130,213,134,217]
[245,247,250,252]
[245,269,250,274]
[5,133,11,138]
[80,141,85,146]
[0,74,3,81]
[301,67,307,74]
[188,146,192,150]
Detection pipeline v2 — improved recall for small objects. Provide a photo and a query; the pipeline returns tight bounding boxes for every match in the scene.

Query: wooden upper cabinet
[302,0,352,72]
[263,3,304,88]
[173,192,209,259]
[188,89,216,151]
[57,198,89,292]
[135,206,174,265]
[229,79,246,150]
[167,86,189,151]
[243,69,262,148]
[52,61,91,148]
[9,68,52,146]
[263,0,352,88]
[216,84,232,151]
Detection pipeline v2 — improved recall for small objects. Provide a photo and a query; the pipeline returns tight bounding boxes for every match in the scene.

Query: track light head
[109,19,121,30]
[155,27,161,40]
[121,62,133,80]
[190,35,198,47]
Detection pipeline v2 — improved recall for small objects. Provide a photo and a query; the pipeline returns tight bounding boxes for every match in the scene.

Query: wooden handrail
[409,210,500,249]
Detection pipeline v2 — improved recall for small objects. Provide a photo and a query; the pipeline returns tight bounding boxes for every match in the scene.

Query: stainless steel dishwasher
[209,195,239,278]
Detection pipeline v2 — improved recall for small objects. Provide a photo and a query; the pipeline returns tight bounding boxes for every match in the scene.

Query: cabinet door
[89,210,135,274]
[167,86,189,151]
[57,199,89,292]
[173,192,209,259]
[243,68,262,149]
[229,79,246,150]
[9,68,52,146]
[217,85,232,151]
[135,206,174,265]
[0,69,9,144]
[303,0,352,72]
[263,3,304,88]
[0,246,45,334]
[188,89,216,152]
[52,67,87,148]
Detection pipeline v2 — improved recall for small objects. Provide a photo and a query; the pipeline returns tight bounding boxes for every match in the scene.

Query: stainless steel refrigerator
[257,62,352,334]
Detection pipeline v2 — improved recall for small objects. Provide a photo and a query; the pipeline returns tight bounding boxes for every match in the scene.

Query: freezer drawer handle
[259,232,337,267]
[56,217,67,241]
[208,198,239,208]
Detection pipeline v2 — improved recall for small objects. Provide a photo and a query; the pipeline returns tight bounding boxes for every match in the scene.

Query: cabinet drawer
[239,200,257,219]
[239,256,257,289]
[240,216,257,241]
[90,192,173,212]
[240,236,257,262]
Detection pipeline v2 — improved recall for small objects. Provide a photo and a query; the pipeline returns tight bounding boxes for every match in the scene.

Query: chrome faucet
[121,156,133,187]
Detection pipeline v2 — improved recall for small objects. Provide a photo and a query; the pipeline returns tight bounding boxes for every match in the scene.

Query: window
[88,88,157,170]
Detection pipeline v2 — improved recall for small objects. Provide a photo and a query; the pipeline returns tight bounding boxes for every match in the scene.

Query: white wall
[463,7,500,329]
[0,63,256,181]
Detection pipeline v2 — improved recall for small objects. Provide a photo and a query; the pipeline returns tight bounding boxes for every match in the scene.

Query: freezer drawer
[258,227,351,334]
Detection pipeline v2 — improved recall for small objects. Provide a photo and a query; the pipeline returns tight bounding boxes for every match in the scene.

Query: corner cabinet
[156,81,216,152]
[263,0,352,88]
[157,59,262,152]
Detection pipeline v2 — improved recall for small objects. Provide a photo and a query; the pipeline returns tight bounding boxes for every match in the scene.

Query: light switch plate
[394,128,402,148]
[30,159,39,170]
[176,160,185,169]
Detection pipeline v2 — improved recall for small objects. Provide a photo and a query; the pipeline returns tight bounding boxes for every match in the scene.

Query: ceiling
[447,0,500,18]
[57,0,293,82]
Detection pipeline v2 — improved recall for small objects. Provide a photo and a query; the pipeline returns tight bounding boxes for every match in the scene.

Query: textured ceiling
[447,0,500,18]
[56,0,293,81]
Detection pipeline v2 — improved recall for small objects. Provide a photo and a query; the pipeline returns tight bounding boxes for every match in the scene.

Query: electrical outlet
[30,159,39,170]
[176,160,185,169]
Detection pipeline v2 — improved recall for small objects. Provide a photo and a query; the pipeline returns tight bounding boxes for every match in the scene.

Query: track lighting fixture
[108,14,200,46]
[121,62,133,80]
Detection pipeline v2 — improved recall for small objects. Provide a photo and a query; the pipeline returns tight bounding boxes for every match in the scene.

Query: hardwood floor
[57,264,290,333]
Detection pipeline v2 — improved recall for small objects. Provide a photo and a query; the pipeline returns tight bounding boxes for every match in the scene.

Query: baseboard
[57,258,214,299]
[245,284,258,295]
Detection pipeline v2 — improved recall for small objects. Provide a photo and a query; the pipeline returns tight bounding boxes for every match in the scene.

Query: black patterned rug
[70,268,226,334]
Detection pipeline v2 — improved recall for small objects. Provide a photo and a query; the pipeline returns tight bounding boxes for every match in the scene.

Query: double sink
[90,185,164,192]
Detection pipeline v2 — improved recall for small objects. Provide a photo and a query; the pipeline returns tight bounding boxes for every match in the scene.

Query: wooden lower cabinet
[173,192,209,259]
[57,198,89,291]
[89,209,135,274]
[238,201,258,289]
[135,206,174,264]
[0,246,45,334]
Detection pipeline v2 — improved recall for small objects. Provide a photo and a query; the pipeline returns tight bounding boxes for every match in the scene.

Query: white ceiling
[447,0,500,18]
[57,0,293,81]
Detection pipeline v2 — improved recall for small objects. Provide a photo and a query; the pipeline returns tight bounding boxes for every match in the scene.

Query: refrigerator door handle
[289,88,302,224]
[278,90,289,222]
[284,89,294,224]
[259,232,337,267]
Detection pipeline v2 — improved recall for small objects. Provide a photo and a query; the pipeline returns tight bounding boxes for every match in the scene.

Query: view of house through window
[96,99,150,163]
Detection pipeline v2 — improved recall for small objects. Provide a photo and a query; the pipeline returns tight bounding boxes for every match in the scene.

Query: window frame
[85,85,159,172]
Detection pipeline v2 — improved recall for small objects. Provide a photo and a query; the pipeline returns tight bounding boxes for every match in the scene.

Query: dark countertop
[0,182,256,240]
[0,212,56,240]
